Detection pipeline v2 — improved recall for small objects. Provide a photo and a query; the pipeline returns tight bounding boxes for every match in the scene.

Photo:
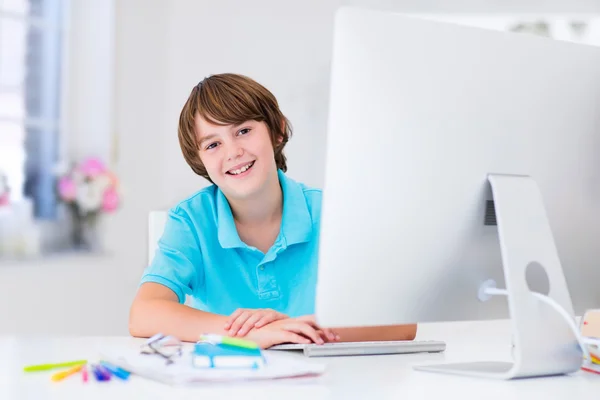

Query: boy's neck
[229,172,283,227]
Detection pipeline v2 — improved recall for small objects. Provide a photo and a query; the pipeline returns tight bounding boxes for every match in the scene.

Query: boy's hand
[244,318,328,349]
[293,315,340,343]
[224,308,288,337]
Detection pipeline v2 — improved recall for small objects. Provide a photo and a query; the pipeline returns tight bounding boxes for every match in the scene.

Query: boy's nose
[226,144,244,160]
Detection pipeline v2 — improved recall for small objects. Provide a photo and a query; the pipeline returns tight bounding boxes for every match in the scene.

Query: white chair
[148,210,194,306]
[148,211,167,264]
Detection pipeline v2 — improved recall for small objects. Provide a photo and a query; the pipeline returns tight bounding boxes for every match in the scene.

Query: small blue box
[192,342,265,369]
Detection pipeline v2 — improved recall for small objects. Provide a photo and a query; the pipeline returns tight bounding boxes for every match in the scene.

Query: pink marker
[82,365,88,382]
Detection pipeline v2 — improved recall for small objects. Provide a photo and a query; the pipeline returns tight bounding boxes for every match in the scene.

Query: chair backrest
[147,210,194,306]
[148,211,167,263]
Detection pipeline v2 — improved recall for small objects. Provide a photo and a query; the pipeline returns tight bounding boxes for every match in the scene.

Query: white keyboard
[268,340,446,357]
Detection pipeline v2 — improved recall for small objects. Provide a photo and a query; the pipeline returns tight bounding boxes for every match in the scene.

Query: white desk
[2,319,598,399]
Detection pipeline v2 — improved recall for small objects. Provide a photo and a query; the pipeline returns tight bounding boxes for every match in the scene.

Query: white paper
[99,349,325,385]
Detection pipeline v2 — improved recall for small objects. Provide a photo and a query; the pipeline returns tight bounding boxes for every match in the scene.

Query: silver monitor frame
[315,7,600,378]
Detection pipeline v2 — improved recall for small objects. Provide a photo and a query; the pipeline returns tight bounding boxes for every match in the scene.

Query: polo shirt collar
[216,188,244,249]
[216,169,313,249]
[278,169,312,248]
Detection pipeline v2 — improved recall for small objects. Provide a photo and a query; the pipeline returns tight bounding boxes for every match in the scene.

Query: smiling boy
[128,73,417,348]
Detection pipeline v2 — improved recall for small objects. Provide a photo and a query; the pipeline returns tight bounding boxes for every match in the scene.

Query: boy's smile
[226,160,255,177]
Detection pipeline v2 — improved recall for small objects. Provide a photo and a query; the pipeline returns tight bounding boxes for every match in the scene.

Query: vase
[71,208,102,253]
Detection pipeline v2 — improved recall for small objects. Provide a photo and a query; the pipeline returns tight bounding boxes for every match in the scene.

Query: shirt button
[259,266,265,271]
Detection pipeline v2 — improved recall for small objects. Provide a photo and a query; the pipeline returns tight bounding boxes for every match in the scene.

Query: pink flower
[102,186,119,212]
[58,177,77,201]
[79,157,106,178]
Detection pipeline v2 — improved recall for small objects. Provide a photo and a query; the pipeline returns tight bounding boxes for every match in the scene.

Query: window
[0,0,66,219]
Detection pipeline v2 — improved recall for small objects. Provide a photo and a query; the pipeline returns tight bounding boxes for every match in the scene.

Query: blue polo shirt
[139,169,321,317]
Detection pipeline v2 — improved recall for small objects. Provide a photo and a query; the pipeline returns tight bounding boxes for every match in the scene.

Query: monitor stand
[414,173,583,379]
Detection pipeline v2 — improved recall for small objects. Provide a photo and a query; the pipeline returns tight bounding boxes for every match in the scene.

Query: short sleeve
[139,207,203,303]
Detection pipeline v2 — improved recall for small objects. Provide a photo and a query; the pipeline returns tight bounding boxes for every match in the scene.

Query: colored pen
[96,364,113,381]
[82,365,89,383]
[50,364,84,382]
[100,361,130,380]
[582,366,600,375]
[90,364,111,381]
[23,360,87,372]
[90,364,104,381]
[200,334,259,349]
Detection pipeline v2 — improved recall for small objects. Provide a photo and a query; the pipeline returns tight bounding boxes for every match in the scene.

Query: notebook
[100,346,325,385]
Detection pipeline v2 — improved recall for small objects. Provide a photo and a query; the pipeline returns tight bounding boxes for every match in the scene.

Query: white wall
[65,0,115,163]
[2,0,598,336]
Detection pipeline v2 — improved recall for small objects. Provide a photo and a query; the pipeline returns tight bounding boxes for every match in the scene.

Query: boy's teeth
[230,162,252,175]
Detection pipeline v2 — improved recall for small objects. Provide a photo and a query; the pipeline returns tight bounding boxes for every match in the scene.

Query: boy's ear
[277,120,286,144]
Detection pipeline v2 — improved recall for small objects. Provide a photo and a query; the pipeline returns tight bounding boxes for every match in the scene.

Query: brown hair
[178,73,292,183]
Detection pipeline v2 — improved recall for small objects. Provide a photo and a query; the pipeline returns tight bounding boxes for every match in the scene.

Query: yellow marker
[51,364,85,382]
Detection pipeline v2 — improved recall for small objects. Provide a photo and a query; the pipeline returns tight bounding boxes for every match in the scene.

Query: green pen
[200,334,259,349]
[23,360,87,372]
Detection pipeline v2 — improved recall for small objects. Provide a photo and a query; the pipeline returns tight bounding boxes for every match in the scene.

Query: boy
[129,73,417,348]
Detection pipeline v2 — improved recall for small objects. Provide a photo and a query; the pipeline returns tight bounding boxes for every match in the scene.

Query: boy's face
[195,115,278,200]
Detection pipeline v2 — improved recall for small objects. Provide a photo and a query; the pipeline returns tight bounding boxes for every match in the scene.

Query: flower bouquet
[56,157,120,251]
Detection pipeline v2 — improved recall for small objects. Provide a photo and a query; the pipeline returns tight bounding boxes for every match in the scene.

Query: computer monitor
[315,7,600,379]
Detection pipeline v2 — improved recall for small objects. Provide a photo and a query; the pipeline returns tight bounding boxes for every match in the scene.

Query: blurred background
[1,0,599,336]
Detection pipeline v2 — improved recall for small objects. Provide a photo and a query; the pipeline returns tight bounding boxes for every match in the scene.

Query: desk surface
[2,319,598,399]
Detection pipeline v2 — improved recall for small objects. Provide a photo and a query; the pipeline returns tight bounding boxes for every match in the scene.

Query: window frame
[0,1,72,254]
[0,1,70,211]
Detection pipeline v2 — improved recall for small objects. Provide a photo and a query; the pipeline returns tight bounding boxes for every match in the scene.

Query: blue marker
[90,364,110,381]
[96,364,113,381]
[100,361,131,380]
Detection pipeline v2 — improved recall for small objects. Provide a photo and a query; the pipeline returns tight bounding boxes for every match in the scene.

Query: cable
[483,286,591,363]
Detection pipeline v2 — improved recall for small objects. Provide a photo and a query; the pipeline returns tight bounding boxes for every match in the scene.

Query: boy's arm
[129,282,230,342]
[129,283,330,348]
[333,324,418,342]
[293,315,417,342]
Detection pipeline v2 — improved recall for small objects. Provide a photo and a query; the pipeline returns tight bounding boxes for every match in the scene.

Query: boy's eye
[238,128,251,136]
[206,142,218,150]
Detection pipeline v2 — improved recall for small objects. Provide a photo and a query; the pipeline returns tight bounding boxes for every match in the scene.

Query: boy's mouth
[226,161,255,176]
